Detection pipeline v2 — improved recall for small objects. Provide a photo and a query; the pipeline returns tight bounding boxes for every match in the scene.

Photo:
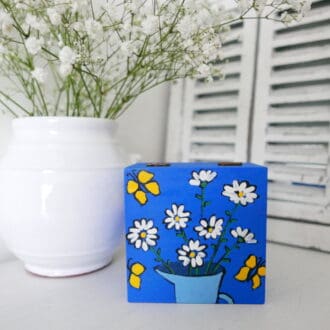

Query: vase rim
[12,116,116,130]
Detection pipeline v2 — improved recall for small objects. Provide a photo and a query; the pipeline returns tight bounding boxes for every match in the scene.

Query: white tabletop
[0,243,329,330]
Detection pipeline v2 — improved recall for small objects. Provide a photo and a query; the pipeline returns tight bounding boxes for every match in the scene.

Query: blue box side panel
[124,165,267,304]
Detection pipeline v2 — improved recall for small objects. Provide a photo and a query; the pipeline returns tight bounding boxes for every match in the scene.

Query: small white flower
[120,41,133,57]
[197,63,211,77]
[127,219,158,252]
[59,63,73,77]
[222,180,258,206]
[0,44,6,54]
[238,0,251,13]
[195,215,223,239]
[47,8,62,26]
[189,170,217,187]
[25,13,48,33]
[85,19,103,39]
[0,10,13,35]
[177,16,196,36]
[254,0,267,13]
[59,46,77,65]
[31,67,46,84]
[141,15,159,35]
[71,22,84,33]
[231,226,257,244]
[25,14,39,29]
[177,240,207,268]
[71,0,88,14]
[25,36,44,55]
[164,204,190,230]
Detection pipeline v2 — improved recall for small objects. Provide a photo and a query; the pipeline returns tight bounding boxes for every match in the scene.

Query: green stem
[212,242,240,273]
[178,229,188,243]
[205,204,239,274]
[200,185,206,218]
[149,246,174,274]
[78,70,100,117]
[0,91,32,116]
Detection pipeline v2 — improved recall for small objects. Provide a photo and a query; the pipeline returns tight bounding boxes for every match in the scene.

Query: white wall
[0,84,170,262]
[0,116,13,262]
[117,84,170,162]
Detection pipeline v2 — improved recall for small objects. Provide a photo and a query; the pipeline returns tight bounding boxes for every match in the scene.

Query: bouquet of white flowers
[0,0,310,119]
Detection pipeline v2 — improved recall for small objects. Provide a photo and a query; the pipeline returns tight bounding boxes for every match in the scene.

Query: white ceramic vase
[0,117,127,277]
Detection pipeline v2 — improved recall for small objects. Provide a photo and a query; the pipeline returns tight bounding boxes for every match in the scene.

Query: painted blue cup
[155,264,233,304]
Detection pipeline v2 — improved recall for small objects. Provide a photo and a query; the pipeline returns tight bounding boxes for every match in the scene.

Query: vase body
[155,265,233,304]
[0,117,127,277]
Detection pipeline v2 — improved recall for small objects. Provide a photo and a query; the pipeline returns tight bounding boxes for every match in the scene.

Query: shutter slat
[265,142,328,164]
[271,68,330,85]
[273,28,330,48]
[191,136,236,144]
[193,81,240,94]
[268,164,327,185]
[214,62,241,76]
[272,50,330,66]
[193,99,238,111]
[268,182,326,206]
[267,106,330,123]
[268,200,328,224]
[269,92,330,104]
[189,152,234,162]
[192,118,237,127]
[268,218,330,252]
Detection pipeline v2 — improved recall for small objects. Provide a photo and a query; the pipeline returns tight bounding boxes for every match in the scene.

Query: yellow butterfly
[128,260,146,289]
[127,170,160,205]
[235,255,266,290]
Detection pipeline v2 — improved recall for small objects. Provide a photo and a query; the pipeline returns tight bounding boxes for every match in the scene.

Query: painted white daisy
[126,219,158,251]
[163,204,191,230]
[194,215,223,239]
[177,239,207,268]
[231,226,257,244]
[189,170,217,187]
[222,180,258,206]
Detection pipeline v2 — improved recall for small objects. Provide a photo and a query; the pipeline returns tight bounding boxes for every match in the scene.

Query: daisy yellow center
[238,191,244,198]
[174,216,180,222]
[207,227,213,233]
[189,251,196,258]
[140,231,147,239]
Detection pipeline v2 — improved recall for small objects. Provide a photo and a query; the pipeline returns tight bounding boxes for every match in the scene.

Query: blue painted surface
[125,163,267,304]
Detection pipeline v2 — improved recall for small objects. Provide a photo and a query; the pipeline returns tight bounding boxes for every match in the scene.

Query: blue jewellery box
[124,162,267,304]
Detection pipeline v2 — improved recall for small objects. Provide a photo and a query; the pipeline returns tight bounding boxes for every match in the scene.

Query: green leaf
[225,246,231,253]
[203,201,211,207]
[235,245,240,250]
[225,210,231,216]
[222,258,231,263]
[211,244,217,249]
[195,194,202,200]
[157,248,161,255]
[221,238,228,243]
[176,232,183,238]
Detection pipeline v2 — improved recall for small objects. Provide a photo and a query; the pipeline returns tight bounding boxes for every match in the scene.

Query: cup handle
[218,292,234,304]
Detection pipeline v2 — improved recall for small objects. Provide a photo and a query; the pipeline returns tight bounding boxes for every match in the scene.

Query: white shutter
[165,19,258,162]
[251,0,330,251]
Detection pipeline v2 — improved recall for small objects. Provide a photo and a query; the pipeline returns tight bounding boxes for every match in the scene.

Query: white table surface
[0,243,329,330]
